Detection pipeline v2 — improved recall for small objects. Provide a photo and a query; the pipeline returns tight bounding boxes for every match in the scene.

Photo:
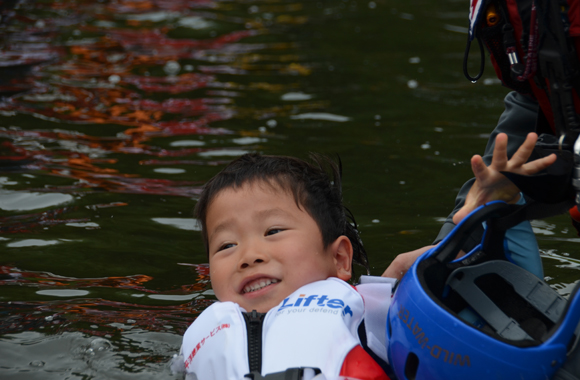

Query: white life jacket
[178,277,394,380]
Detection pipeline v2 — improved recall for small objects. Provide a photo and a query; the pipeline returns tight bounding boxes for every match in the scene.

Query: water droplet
[29,360,45,367]
[421,142,431,150]
[368,1,376,9]
[90,338,112,352]
[407,80,418,89]
[127,319,136,324]
[184,64,194,71]
[372,219,380,223]
[374,115,381,120]
[399,181,406,185]
[108,74,121,84]
[409,57,420,64]
[45,315,53,321]
[471,80,477,84]
[258,127,267,133]
[266,119,277,128]
[163,61,181,76]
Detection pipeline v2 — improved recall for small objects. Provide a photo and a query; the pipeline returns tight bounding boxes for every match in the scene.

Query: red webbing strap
[569,0,580,36]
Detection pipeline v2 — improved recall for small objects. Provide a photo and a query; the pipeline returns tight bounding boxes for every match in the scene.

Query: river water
[0,0,578,379]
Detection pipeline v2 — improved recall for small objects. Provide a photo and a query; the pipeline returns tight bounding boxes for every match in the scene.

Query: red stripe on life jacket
[339,345,391,380]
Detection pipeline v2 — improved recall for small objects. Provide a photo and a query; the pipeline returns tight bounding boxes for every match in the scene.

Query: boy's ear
[330,235,353,281]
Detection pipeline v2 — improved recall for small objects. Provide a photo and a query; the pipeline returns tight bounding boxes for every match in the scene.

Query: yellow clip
[486,3,500,27]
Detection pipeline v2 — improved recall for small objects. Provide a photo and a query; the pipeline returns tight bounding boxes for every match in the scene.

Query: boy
[175,133,555,380]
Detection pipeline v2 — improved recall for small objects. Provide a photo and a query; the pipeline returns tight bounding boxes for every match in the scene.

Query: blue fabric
[504,221,543,278]
[503,194,544,278]
[479,195,543,278]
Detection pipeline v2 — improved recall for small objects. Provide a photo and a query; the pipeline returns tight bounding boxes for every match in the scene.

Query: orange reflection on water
[1,263,212,335]
[0,265,154,291]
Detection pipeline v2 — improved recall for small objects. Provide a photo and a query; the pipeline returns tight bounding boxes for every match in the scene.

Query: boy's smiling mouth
[242,278,280,294]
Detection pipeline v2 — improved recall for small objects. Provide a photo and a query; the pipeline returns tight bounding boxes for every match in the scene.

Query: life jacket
[467,0,580,140]
[177,277,393,380]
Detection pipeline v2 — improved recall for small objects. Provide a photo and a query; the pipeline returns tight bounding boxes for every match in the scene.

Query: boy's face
[205,181,352,313]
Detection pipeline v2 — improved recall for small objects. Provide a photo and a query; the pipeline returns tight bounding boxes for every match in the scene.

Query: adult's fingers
[471,154,488,181]
[508,132,538,168]
[491,133,509,169]
[520,152,557,174]
[382,245,436,280]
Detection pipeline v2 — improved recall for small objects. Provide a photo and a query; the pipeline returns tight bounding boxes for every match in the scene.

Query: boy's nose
[238,244,268,269]
[240,258,264,269]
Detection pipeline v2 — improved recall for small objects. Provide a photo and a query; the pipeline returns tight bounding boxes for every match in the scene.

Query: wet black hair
[194,153,369,276]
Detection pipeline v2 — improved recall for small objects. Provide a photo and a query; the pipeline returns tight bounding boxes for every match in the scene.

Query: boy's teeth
[244,278,278,294]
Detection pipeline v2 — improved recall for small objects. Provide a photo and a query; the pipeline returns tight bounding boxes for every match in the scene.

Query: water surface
[0,0,578,378]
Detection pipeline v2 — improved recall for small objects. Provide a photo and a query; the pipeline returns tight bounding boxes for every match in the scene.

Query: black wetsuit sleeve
[433,91,539,249]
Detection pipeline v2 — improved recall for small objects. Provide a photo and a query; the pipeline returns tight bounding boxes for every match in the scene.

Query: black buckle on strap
[244,367,322,380]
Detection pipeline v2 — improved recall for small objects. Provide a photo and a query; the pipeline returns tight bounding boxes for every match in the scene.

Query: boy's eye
[218,243,236,251]
[266,228,283,236]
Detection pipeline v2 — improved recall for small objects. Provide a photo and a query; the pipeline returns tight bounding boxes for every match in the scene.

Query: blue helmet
[386,201,580,380]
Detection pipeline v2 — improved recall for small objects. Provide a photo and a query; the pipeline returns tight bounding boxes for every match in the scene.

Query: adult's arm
[433,91,539,248]
[383,92,540,280]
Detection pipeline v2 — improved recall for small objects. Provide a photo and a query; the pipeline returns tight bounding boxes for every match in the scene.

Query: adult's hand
[382,245,436,280]
[453,132,556,224]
